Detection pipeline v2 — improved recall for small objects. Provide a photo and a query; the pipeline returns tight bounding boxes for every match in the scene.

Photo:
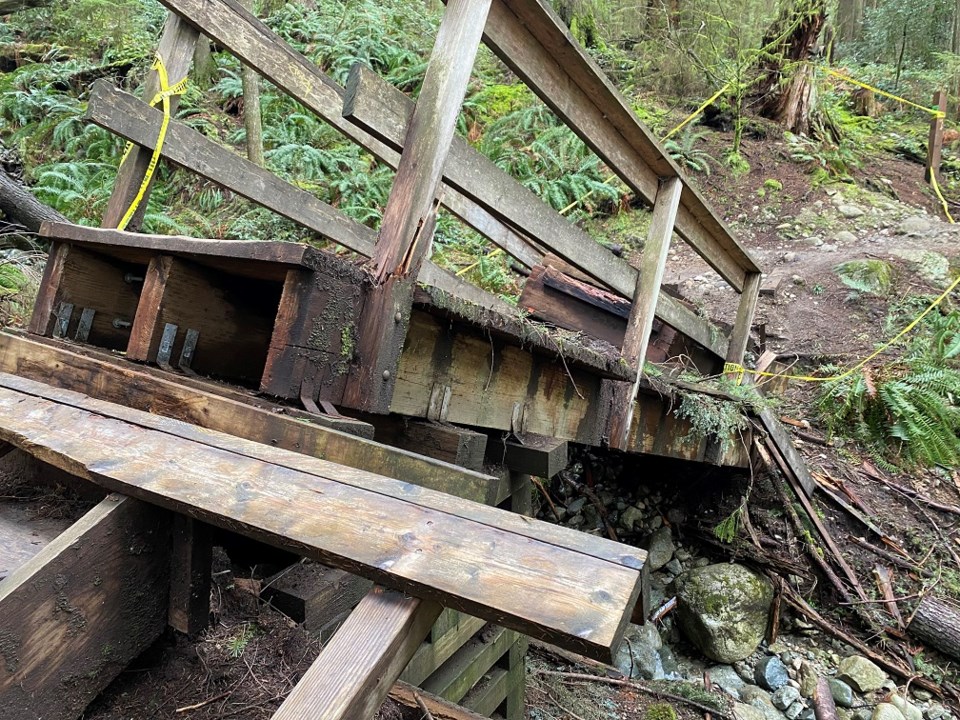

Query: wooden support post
[168,515,212,635]
[271,589,442,720]
[725,270,762,370]
[609,176,682,451]
[927,90,947,183]
[346,0,492,412]
[0,495,170,720]
[101,14,199,230]
[386,421,488,472]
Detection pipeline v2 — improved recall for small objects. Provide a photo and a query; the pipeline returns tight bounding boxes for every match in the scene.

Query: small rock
[926,704,949,720]
[828,679,855,708]
[741,687,772,704]
[614,623,664,680]
[785,701,806,720]
[834,230,857,243]
[735,703,768,720]
[644,527,675,571]
[890,695,923,720]
[675,548,692,562]
[797,662,817,698]
[854,710,873,720]
[667,508,686,524]
[755,656,790,691]
[820,243,838,252]
[873,704,906,720]
[665,559,683,575]
[566,497,587,514]
[620,505,643,532]
[781,251,798,263]
[896,216,933,235]
[911,689,931,702]
[734,660,755,683]
[838,204,865,218]
[773,686,801,710]
[837,655,888,693]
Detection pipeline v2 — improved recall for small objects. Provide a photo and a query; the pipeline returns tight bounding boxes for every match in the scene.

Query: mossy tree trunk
[239,0,265,167]
[753,0,831,138]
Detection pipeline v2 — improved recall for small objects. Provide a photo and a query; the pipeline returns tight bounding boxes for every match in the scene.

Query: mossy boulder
[675,563,773,662]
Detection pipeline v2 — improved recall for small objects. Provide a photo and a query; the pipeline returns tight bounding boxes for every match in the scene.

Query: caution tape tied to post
[116,54,188,231]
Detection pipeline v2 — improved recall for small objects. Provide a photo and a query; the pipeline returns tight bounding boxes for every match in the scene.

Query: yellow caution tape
[661,82,732,141]
[818,66,946,119]
[929,172,956,224]
[116,54,188,231]
[456,247,503,277]
[726,271,960,384]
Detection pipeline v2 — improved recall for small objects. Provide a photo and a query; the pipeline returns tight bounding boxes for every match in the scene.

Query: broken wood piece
[389,682,491,720]
[0,495,170,720]
[872,565,904,629]
[272,588,441,720]
[0,373,646,661]
[754,411,817,497]
[813,676,840,720]
[908,595,960,662]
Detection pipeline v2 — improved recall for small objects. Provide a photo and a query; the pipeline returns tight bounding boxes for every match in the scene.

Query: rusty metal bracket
[53,302,74,339]
[178,328,199,376]
[74,308,95,343]
[156,323,178,371]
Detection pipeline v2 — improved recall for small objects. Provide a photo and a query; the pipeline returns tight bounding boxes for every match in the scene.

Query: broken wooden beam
[0,373,645,661]
[0,495,170,719]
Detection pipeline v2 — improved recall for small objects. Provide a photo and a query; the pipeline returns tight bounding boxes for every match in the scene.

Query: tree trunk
[191,37,216,91]
[240,0,265,167]
[0,0,50,13]
[836,0,864,45]
[0,168,65,250]
[754,0,829,137]
[908,596,960,662]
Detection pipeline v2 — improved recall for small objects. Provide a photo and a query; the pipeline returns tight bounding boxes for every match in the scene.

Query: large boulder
[675,563,773,663]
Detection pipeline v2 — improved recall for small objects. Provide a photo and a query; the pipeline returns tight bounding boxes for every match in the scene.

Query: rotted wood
[908,595,960,662]
[343,64,729,360]
[0,495,170,720]
[272,588,442,720]
[0,373,646,662]
[609,176,682,451]
[101,13,199,231]
[152,0,539,269]
[477,0,761,289]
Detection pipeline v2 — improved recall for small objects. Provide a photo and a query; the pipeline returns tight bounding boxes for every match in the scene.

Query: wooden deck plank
[0,375,644,661]
[0,495,170,720]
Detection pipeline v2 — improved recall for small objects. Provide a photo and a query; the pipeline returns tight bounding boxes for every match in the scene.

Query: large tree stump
[908,596,960,661]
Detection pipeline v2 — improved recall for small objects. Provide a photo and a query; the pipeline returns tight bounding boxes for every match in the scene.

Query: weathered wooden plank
[26,241,68,336]
[0,501,73,580]
[610,177,682,450]
[461,666,509,717]
[756,408,817,497]
[402,614,487,686]
[41,220,319,280]
[168,515,212,635]
[389,682,492,720]
[0,375,645,661]
[386,421,489,472]
[0,495,170,720]
[150,0,540,268]
[480,0,760,288]
[343,65,728,358]
[101,13,199,230]
[725,271,761,367]
[0,331,500,500]
[422,626,516,703]
[272,589,441,720]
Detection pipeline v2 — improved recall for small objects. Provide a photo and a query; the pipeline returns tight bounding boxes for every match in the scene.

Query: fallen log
[908,595,960,662]
[0,167,64,241]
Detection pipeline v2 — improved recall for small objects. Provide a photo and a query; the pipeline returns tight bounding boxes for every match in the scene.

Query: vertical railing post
[927,89,947,184]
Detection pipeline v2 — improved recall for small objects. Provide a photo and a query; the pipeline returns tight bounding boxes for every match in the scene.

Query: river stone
[889,695,923,720]
[644,526,675,571]
[755,656,790,691]
[772,686,801,710]
[873,704,906,720]
[708,665,747,699]
[834,230,857,244]
[614,622,665,680]
[926,704,949,720]
[797,662,817,698]
[896,216,933,235]
[620,505,644,531]
[747,692,788,720]
[785,701,806,720]
[828,679,854,708]
[676,564,773,663]
[735,703,768,720]
[837,655,887,693]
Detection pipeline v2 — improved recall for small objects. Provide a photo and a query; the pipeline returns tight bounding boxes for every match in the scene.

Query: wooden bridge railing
[93,0,761,431]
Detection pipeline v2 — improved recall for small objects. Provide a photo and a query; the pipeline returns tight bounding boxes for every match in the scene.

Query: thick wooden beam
[101,14,198,230]
[480,0,760,289]
[272,589,442,720]
[342,65,728,358]
[0,495,170,719]
[168,515,212,635]
[384,421,489,472]
[389,681,493,720]
[421,625,516,703]
[486,434,568,479]
[150,0,540,269]
[0,373,645,661]
[347,0,492,413]
[0,331,500,501]
[610,177,682,450]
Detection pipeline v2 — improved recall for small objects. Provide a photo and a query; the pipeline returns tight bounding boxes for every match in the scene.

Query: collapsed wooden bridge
[0,0,765,717]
